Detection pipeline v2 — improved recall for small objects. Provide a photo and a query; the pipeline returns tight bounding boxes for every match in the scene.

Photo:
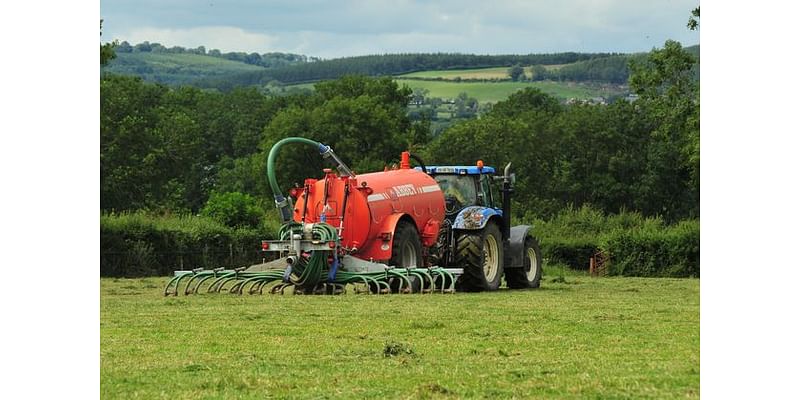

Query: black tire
[506,236,543,289]
[455,223,504,292]
[388,221,423,293]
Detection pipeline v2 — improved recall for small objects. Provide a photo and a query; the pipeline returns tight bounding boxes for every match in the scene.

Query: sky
[100,0,699,59]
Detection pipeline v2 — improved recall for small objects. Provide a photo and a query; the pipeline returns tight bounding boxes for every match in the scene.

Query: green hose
[164,264,458,296]
[279,222,340,290]
[266,137,325,222]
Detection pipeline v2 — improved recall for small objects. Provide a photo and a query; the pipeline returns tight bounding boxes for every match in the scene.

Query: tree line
[196,52,619,89]
[106,40,699,89]
[113,40,316,68]
[428,44,698,221]
[101,40,698,222]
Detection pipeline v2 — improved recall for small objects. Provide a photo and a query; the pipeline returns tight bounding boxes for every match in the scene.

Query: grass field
[394,80,619,102]
[101,275,699,399]
[397,65,568,80]
[399,67,518,80]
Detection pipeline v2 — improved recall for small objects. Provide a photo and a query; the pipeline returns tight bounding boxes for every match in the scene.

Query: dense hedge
[601,220,700,277]
[101,208,699,278]
[100,213,279,277]
[538,238,598,271]
[528,206,699,277]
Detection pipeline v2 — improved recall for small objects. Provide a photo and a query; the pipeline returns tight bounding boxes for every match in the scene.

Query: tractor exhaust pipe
[501,163,513,239]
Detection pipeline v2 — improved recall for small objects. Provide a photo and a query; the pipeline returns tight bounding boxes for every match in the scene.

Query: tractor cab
[423,165,500,217]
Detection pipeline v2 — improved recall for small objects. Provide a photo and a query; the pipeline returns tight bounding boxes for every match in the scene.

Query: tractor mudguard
[452,206,503,230]
[504,225,532,269]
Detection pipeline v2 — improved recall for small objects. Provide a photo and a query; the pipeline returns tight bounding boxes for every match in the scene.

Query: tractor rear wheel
[505,236,543,289]
[388,220,423,293]
[455,223,504,291]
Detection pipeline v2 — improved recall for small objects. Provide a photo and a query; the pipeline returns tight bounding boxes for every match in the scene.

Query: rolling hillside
[104,52,267,86]
[195,52,618,89]
[102,43,697,105]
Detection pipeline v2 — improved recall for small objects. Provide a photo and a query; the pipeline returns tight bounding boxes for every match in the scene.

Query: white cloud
[120,26,279,53]
[102,0,699,58]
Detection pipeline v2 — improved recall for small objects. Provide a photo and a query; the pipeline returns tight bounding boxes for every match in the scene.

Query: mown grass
[101,275,699,399]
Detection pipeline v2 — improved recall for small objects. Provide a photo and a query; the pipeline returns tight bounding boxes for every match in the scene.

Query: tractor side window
[479,175,495,208]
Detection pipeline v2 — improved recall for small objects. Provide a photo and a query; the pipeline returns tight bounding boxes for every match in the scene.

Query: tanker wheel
[455,223,504,292]
[505,236,543,289]
[388,220,423,293]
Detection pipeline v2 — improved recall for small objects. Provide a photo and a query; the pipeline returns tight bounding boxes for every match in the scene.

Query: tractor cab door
[477,174,497,209]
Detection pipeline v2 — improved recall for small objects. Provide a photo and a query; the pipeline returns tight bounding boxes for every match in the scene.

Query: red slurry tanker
[165,137,542,295]
[288,151,444,265]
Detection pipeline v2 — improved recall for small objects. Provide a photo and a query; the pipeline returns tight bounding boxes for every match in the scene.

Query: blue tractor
[419,161,543,291]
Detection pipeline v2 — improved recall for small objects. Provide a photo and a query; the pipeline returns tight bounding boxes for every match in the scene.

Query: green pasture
[101,275,699,399]
[397,65,568,80]
[395,80,619,102]
[398,67,517,80]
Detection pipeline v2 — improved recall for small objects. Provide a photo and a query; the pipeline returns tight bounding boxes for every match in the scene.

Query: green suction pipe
[267,137,353,223]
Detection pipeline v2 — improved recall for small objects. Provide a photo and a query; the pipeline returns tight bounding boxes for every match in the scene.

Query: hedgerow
[100,212,279,277]
[527,205,699,277]
[600,220,700,277]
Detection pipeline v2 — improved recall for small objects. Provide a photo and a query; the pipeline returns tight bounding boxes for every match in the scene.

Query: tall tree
[687,7,700,30]
[508,64,525,81]
[100,20,117,66]
[629,40,700,219]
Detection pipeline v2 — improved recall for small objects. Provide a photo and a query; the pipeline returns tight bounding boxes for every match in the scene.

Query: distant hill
[102,41,312,86]
[196,52,619,90]
[102,42,699,90]
[104,52,267,86]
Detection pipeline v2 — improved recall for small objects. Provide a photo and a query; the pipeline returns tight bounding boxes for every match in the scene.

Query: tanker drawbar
[165,136,542,295]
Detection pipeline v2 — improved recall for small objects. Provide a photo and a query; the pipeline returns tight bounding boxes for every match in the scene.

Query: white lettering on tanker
[367,184,440,202]
[392,184,416,198]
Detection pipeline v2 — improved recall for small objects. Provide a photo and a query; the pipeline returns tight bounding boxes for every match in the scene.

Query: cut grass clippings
[101,275,699,399]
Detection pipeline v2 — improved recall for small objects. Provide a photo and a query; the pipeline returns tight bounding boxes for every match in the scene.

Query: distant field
[395,79,620,102]
[399,67,516,80]
[101,275,698,399]
[110,52,266,71]
[543,64,568,71]
[104,53,266,85]
[398,65,569,80]
[288,79,621,102]
[284,82,316,91]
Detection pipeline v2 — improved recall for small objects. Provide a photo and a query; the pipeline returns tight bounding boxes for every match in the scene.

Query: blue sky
[100,0,699,58]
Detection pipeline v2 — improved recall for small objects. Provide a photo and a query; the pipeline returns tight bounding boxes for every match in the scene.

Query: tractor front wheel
[455,223,504,291]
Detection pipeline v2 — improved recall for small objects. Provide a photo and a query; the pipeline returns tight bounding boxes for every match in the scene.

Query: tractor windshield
[435,175,478,212]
